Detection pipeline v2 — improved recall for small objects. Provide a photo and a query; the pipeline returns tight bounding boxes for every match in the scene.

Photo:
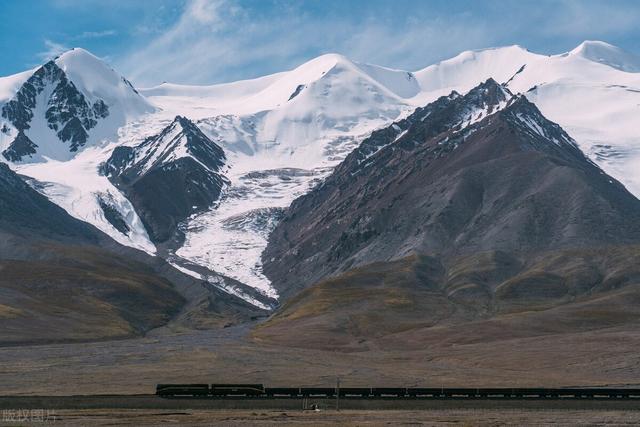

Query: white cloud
[119,0,232,85]
[77,30,118,39]
[37,40,70,61]
[115,0,640,87]
[118,0,494,86]
[540,0,640,37]
[337,16,493,70]
[187,0,226,24]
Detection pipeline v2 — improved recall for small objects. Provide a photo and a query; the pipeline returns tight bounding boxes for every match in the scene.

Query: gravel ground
[2,323,640,396]
[2,408,640,426]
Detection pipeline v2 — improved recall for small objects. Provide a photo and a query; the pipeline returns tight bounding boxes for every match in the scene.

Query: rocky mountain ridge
[263,79,640,297]
[1,41,639,307]
[1,59,109,160]
[103,115,228,243]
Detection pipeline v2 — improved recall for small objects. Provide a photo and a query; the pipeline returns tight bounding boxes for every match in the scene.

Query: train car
[210,384,265,396]
[156,384,209,397]
[443,388,476,398]
[508,388,543,398]
[339,387,372,397]
[300,387,336,397]
[570,388,640,398]
[476,388,517,398]
[265,387,300,397]
[552,388,590,398]
[613,389,640,398]
[406,388,444,397]
[371,387,407,397]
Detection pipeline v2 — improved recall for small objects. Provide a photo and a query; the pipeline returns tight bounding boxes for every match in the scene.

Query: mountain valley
[1,41,640,391]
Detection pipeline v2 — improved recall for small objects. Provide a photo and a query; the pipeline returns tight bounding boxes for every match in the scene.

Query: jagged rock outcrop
[1,60,110,159]
[102,116,228,243]
[2,131,38,162]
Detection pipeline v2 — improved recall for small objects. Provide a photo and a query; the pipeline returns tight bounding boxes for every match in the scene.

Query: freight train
[156,384,640,399]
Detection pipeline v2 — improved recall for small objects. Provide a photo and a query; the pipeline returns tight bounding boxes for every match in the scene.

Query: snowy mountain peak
[466,77,511,100]
[248,51,421,112]
[103,115,228,243]
[456,44,531,60]
[106,115,225,178]
[55,47,100,62]
[0,48,153,163]
[259,53,373,89]
[298,52,351,69]
[55,47,104,68]
[346,78,514,173]
[501,95,578,151]
[567,40,640,72]
[414,44,542,93]
[291,53,419,97]
[54,48,151,110]
[442,78,513,128]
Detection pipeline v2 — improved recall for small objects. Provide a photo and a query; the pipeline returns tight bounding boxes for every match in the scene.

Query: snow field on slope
[14,144,156,253]
[155,55,417,298]
[503,47,640,196]
[0,49,157,252]
[175,122,403,298]
[412,41,640,198]
[3,41,640,307]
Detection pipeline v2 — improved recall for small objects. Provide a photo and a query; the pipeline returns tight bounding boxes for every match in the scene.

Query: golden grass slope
[254,246,640,350]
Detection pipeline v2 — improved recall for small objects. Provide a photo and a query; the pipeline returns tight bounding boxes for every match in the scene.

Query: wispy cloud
[115,0,640,86]
[541,0,640,38]
[76,29,117,39]
[33,31,116,65]
[118,0,493,86]
[37,39,70,61]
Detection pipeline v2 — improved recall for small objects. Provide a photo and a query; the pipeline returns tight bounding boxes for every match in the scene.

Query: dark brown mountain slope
[255,247,640,350]
[263,80,640,299]
[102,116,228,243]
[0,163,259,345]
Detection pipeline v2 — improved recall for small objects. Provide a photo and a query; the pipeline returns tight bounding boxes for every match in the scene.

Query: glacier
[1,42,639,307]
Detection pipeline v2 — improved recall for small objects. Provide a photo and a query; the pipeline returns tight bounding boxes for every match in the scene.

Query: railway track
[2,394,640,412]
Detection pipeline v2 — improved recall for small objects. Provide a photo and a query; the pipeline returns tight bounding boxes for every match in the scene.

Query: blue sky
[2,0,640,86]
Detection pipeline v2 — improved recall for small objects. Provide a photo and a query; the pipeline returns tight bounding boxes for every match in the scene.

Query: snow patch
[14,144,155,253]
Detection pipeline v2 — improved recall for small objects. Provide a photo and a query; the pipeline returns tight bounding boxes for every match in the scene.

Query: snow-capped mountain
[413,41,640,196]
[508,42,640,197]
[0,49,155,253]
[349,78,512,173]
[1,41,639,308]
[0,48,153,162]
[144,53,423,297]
[263,78,640,298]
[103,115,228,243]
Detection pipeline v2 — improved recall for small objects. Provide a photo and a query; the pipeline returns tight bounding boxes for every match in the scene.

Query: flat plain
[3,408,640,426]
[2,319,640,395]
